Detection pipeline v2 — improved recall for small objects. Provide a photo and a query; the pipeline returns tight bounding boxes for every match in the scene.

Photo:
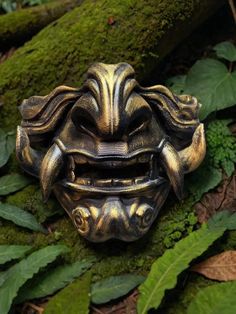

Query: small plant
[167,41,236,120]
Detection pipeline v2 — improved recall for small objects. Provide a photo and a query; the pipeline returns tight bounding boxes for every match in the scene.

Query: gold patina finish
[16,63,206,242]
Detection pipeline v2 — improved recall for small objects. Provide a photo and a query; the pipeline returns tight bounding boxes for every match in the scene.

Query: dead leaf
[195,171,236,223]
[191,251,236,281]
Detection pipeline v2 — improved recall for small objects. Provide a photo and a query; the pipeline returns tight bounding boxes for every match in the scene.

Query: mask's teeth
[95,179,112,187]
[76,178,92,185]
[134,176,146,184]
[67,156,75,182]
[68,170,75,182]
[74,155,87,164]
[68,156,75,170]
[111,179,132,186]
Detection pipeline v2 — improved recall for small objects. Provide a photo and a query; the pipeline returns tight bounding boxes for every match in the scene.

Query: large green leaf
[0,245,69,314]
[137,211,236,314]
[44,271,91,314]
[185,58,236,119]
[0,245,31,265]
[166,75,186,94]
[187,281,236,314]
[16,257,96,303]
[0,203,47,233]
[0,272,7,287]
[0,174,31,195]
[213,41,236,62]
[91,274,145,304]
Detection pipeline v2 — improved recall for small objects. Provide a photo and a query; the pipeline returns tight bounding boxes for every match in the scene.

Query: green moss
[0,0,79,51]
[6,184,63,223]
[0,0,223,130]
[206,119,236,176]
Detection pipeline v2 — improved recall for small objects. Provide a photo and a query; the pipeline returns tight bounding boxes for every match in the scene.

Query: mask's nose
[71,197,156,242]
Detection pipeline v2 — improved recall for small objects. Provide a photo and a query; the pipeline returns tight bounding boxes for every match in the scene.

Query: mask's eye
[128,110,151,136]
[71,107,97,136]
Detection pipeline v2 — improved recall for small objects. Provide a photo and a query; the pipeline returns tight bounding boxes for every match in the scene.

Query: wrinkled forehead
[71,62,152,134]
[83,62,137,110]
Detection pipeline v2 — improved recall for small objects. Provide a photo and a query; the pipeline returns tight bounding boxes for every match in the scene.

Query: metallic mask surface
[16,63,206,242]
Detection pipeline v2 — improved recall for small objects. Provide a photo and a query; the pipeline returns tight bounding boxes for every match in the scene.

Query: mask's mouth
[61,153,166,194]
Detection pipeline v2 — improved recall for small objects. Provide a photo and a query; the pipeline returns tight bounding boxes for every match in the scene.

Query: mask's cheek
[53,182,170,242]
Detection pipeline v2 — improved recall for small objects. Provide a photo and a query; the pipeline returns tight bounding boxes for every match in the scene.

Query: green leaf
[0,129,7,168]
[0,245,31,265]
[44,271,91,314]
[0,130,15,168]
[0,174,31,195]
[214,41,236,62]
[0,245,69,314]
[187,163,222,202]
[6,132,16,155]
[166,75,186,94]
[91,274,145,304]
[0,203,47,233]
[16,257,96,303]
[137,211,236,314]
[207,210,236,231]
[0,272,7,287]
[185,58,236,119]
[187,281,236,314]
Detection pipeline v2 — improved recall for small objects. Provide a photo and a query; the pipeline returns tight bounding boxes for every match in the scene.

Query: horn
[40,143,64,202]
[16,126,43,177]
[178,123,206,173]
[159,141,184,200]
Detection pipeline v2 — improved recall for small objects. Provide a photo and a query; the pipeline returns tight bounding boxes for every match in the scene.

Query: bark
[0,0,226,130]
[0,0,82,52]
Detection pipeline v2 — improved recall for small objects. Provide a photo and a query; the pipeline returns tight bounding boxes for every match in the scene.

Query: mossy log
[0,0,225,129]
[0,0,82,52]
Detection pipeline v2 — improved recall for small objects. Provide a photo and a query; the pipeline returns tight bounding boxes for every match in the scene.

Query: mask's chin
[53,180,170,242]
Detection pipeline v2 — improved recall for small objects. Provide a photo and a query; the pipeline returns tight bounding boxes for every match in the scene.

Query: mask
[16,63,206,242]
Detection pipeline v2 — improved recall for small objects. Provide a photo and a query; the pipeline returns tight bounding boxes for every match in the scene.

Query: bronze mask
[16,63,206,242]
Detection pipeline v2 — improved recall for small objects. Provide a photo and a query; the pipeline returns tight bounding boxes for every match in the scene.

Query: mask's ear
[138,85,200,149]
[16,86,81,178]
[138,84,206,173]
[19,85,82,142]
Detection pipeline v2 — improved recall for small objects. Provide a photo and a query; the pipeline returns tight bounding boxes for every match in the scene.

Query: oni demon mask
[16,63,206,242]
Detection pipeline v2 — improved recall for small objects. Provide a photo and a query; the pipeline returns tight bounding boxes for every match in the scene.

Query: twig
[228,0,236,23]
